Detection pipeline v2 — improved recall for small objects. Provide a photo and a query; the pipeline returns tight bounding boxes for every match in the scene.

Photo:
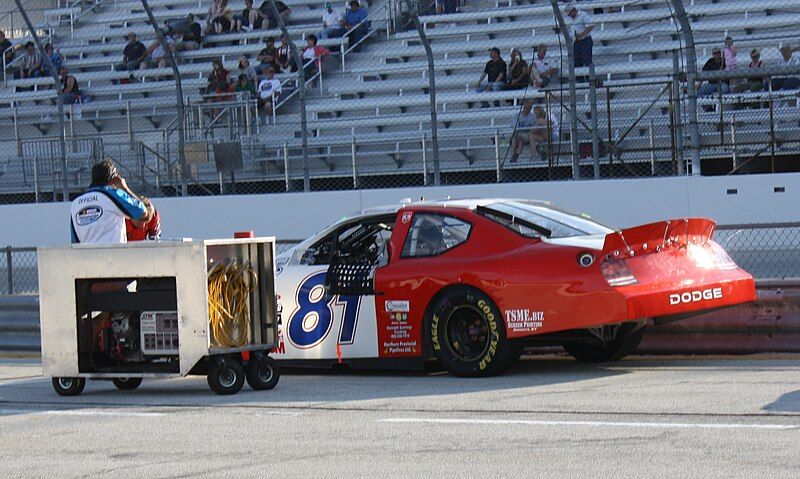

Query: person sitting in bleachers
[319,2,345,39]
[257,66,282,124]
[1,31,16,80]
[510,100,537,162]
[734,48,765,94]
[146,33,176,70]
[42,43,64,77]
[276,34,297,72]
[235,73,257,100]
[530,43,558,89]
[435,0,458,15]
[207,0,234,34]
[343,0,368,46]
[176,14,202,52]
[59,67,81,105]
[16,42,41,79]
[505,48,528,90]
[772,44,800,91]
[257,0,292,29]
[475,47,506,93]
[255,37,279,74]
[238,55,258,84]
[233,0,256,32]
[117,33,147,74]
[698,47,728,97]
[302,34,330,79]
[206,59,233,99]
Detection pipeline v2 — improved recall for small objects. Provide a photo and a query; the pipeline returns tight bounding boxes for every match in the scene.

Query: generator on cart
[38,237,279,396]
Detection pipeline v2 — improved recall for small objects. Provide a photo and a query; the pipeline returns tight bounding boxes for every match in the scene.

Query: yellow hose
[207,259,258,348]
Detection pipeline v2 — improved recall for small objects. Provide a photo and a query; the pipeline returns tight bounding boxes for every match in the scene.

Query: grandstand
[1,0,800,200]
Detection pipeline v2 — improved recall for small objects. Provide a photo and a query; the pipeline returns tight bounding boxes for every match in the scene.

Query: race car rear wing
[601,218,717,259]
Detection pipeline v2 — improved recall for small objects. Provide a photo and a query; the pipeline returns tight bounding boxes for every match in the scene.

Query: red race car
[274,199,756,376]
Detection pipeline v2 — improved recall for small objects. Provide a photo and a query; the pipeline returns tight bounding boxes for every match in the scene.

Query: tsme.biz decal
[504,309,545,333]
[669,287,723,305]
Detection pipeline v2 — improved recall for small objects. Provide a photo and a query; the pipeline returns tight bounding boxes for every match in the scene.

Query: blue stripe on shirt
[88,186,146,219]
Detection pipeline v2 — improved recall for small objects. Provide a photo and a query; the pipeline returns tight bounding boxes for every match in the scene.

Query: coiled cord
[207,259,258,348]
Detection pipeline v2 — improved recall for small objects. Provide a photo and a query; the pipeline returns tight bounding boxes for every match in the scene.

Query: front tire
[112,377,143,390]
[428,287,517,377]
[207,357,245,395]
[246,355,280,390]
[563,323,645,363]
[52,377,86,396]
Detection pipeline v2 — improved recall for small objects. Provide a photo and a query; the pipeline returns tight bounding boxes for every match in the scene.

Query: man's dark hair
[91,160,118,186]
[489,47,500,55]
[307,34,318,45]
[264,36,274,44]
[349,0,359,6]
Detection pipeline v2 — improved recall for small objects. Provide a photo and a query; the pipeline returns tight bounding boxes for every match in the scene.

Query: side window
[401,213,471,258]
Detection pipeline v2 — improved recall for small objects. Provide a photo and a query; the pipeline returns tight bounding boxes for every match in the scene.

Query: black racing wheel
[427,287,520,377]
[52,377,86,396]
[207,357,245,395]
[246,355,280,390]
[112,377,143,390]
[563,323,645,363]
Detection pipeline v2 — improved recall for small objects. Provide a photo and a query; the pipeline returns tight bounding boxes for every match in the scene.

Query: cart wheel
[112,377,143,390]
[207,358,245,395]
[246,355,280,390]
[52,377,86,396]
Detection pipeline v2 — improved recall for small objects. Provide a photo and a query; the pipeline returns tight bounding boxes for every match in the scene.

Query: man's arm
[110,175,154,221]
[576,25,593,41]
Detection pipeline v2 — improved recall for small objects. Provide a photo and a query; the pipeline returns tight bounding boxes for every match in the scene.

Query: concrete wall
[1,172,799,247]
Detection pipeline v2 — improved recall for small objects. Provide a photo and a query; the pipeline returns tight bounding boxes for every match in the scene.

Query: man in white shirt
[772,44,800,91]
[70,160,152,244]
[510,100,538,162]
[319,2,345,39]
[567,3,593,68]
[258,67,282,123]
[530,43,559,88]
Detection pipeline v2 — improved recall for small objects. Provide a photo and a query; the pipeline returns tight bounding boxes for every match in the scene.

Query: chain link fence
[2,0,800,201]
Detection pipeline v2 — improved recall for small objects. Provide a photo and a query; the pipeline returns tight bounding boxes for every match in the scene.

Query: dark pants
[771,77,800,91]
[573,36,593,67]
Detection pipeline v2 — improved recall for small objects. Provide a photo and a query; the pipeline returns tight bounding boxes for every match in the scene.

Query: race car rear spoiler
[601,218,716,259]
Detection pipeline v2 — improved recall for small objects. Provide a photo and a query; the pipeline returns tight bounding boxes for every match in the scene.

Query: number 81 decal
[287,271,361,348]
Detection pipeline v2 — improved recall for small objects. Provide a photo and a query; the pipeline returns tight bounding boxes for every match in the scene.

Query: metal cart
[38,237,279,396]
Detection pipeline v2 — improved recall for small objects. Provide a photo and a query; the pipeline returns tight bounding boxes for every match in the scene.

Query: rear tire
[563,323,645,363]
[207,357,245,395]
[428,287,517,377]
[112,377,143,390]
[246,355,280,390]
[52,377,86,396]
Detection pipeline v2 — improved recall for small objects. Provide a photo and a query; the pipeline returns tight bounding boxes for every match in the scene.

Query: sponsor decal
[669,287,723,305]
[476,299,499,371]
[385,300,410,312]
[76,206,103,226]
[401,211,413,224]
[504,309,545,333]
[431,313,441,351]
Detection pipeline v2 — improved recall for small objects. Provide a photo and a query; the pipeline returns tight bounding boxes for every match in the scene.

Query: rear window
[401,213,472,258]
[477,201,612,238]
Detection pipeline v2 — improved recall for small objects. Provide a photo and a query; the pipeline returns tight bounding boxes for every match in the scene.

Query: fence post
[669,0,701,176]
[672,50,685,175]
[5,247,13,295]
[589,63,600,179]
[33,156,40,203]
[283,142,290,192]
[127,100,133,145]
[421,135,428,185]
[351,137,358,189]
[768,77,776,173]
[731,113,738,172]
[494,129,501,183]
[13,105,21,157]
[649,120,655,175]
[549,0,580,180]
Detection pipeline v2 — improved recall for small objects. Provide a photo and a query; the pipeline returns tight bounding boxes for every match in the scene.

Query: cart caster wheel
[112,377,143,390]
[52,377,86,396]
[207,358,245,395]
[246,355,280,390]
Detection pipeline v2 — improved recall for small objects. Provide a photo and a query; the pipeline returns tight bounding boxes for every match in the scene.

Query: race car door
[274,215,394,361]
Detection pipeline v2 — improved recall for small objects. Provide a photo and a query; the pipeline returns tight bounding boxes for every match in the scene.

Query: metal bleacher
[1,0,800,197]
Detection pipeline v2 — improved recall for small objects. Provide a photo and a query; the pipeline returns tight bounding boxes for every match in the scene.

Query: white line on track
[379,417,800,431]
[0,409,166,417]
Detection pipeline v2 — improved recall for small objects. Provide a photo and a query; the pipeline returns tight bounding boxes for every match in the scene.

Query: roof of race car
[356,198,552,218]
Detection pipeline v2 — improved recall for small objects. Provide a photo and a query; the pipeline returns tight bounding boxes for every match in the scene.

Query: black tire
[246,355,280,390]
[112,377,143,390]
[428,287,517,377]
[52,377,86,396]
[207,357,245,395]
[563,323,645,363]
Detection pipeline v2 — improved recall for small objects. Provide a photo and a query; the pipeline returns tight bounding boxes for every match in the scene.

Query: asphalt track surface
[1,356,800,478]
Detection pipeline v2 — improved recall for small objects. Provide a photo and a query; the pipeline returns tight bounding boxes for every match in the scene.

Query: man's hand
[109,174,127,190]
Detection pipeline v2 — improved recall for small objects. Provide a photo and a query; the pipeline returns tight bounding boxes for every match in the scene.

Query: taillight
[600,258,638,286]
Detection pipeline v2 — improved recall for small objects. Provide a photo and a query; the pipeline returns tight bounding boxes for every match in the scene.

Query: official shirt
[70,186,147,244]
[569,10,593,39]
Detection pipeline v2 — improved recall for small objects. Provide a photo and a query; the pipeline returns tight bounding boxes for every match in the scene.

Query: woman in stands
[276,34,297,73]
[505,48,529,90]
[301,35,330,80]
[42,43,63,77]
[206,60,233,117]
[207,0,233,34]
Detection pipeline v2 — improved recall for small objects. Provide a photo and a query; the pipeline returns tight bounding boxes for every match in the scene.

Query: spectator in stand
[42,43,64,76]
[146,33,176,69]
[302,34,330,78]
[734,48,765,93]
[117,32,147,73]
[505,48,528,90]
[772,44,800,91]
[233,0,255,32]
[126,197,161,241]
[206,59,232,98]
[531,105,558,161]
[475,47,506,93]
[436,0,458,15]
[257,66,282,124]
[510,100,538,162]
[0,31,15,79]
[176,14,202,52]
[16,42,41,79]
[256,36,279,74]
[342,0,368,46]
[207,0,233,34]
[530,43,558,88]
[59,66,81,105]
[276,33,297,72]
[258,1,291,29]
[237,55,258,84]
[698,47,728,96]
[235,73,257,99]
[319,2,345,39]
[723,36,737,71]
[566,2,593,68]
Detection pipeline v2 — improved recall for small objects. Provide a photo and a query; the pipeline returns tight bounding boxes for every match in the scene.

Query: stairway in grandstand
[1,0,800,195]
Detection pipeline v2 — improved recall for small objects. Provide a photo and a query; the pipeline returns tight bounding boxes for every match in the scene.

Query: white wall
[1,172,798,247]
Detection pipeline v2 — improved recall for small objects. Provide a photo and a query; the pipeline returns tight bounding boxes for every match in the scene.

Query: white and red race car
[271,199,755,376]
